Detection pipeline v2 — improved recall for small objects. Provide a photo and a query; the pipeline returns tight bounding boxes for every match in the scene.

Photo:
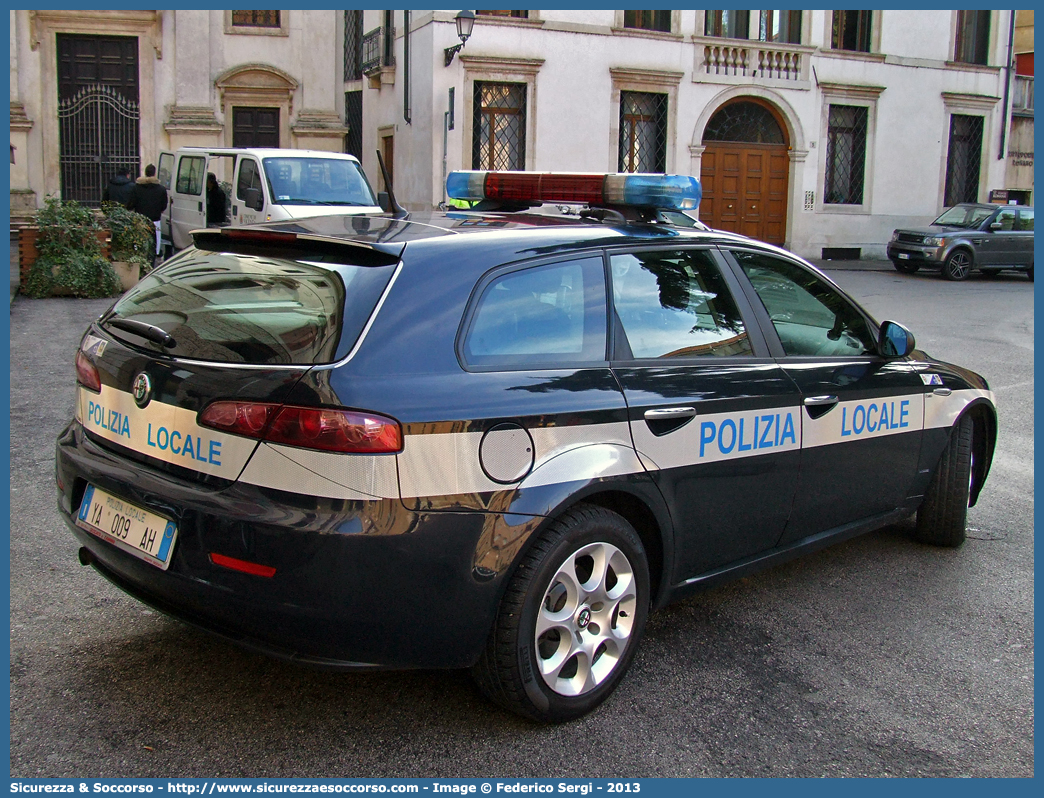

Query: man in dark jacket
[206,172,227,226]
[102,167,135,206]
[127,164,169,257]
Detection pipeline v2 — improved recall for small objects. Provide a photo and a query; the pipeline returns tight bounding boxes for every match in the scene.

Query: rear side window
[995,208,1017,231]
[610,249,753,359]
[157,152,174,190]
[1016,209,1034,231]
[175,156,205,195]
[105,253,395,365]
[463,257,607,368]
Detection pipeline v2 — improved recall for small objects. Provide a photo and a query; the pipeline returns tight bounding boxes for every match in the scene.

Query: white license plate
[76,485,177,570]
[898,253,910,259]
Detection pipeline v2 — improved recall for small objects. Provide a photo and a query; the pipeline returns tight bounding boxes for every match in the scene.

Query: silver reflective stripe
[802,392,924,449]
[397,421,636,498]
[77,385,255,480]
[924,388,995,430]
[237,442,399,500]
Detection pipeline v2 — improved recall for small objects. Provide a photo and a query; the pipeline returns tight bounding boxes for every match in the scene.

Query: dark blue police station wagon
[57,172,997,722]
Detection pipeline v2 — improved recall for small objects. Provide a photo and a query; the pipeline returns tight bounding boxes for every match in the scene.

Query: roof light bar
[446,171,702,211]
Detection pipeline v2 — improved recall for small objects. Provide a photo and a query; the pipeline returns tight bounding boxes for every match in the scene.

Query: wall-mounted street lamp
[444,10,476,66]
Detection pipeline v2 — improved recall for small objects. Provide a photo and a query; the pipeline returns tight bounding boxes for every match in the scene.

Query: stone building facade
[10,9,1031,260]
[9,9,345,225]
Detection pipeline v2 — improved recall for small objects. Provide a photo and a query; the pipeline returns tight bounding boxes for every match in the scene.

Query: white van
[157,148,383,250]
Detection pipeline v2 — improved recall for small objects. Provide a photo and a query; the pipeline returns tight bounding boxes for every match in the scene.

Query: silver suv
[887,203,1034,281]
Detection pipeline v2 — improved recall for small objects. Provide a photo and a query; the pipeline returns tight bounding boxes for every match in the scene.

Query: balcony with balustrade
[693,38,814,91]
[362,25,395,88]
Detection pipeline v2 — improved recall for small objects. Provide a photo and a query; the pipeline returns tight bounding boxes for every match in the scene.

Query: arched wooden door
[700,100,789,246]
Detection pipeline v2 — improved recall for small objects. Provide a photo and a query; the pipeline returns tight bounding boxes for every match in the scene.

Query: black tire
[915,415,973,547]
[472,503,650,723]
[891,260,920,274]
[943,250,973,281]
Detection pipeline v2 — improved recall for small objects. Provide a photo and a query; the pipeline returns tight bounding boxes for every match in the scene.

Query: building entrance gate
[700,99,789,247]
[56,34,140,206]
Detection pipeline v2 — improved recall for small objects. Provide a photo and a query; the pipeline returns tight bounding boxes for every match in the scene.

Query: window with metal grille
[231,11,281,28]
[703,101,784,144]
[945,114,984,206]
[955,10,990,65]
[473,82,526,171]
[477,11,529,19]
[344,91,363,159]
[619,91,668,173]
[824,104,868,205]
[624,11,672,33]
[831,10,872,52]
[344,10,363,81]
[759,10,802,43]
[382,10,395,67]
[704,11,749,38]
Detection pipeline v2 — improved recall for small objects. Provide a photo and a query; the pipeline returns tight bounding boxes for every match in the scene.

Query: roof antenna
[376,149,408,218]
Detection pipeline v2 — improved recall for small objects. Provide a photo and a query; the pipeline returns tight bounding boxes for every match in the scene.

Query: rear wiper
[106,318,177,348]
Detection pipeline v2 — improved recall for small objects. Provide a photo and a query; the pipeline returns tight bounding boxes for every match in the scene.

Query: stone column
[10,10,36,223]
[291,11,347,151]
[164,9,222,149]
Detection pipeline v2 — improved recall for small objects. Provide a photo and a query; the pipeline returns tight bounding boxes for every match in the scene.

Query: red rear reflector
[199,402,402,454]
[209,552,276,578]
[76,350,101,392]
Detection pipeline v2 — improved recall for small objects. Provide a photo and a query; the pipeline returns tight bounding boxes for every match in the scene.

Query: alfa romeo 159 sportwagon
[57,171,996,722]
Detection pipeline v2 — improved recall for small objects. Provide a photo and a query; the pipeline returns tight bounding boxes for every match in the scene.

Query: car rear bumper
[56,421,512,670]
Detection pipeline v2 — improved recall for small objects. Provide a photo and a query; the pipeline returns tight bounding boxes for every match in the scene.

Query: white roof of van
[174,147,362,163]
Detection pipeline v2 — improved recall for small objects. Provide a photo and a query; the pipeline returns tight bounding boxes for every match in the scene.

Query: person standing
[206,172,227,226]
[102,167,136,206]
[127,164,168,259]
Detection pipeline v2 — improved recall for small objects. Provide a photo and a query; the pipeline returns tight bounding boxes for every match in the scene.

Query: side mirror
[378,191,391,213]
[990,222,1003,231]
[879,320,916,358]
[244,187,264,212]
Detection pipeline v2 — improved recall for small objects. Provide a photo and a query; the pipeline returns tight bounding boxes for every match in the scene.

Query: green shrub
[24,254,122,299]
[102,201,155,271]
[27,196,123,298]
[35,196,103,262]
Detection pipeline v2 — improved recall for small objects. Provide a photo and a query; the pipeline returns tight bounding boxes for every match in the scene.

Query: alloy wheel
[534,541,637,696]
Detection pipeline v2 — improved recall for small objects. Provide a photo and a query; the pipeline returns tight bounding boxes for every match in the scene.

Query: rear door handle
[643,406,697,437]
[644,407,697,421]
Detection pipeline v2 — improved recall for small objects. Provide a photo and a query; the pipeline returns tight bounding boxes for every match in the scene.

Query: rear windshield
[263,156,377,207]
[104,251,395,365]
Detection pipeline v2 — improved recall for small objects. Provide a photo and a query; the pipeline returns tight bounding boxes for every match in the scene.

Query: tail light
[76,350,101,392]
[199,401,402,454]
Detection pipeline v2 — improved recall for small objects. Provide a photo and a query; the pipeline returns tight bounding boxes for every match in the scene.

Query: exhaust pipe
[78,547,95,566]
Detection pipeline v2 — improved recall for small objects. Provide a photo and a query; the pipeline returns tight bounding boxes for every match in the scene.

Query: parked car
[156,147,383,252]
[887,203,1034,281]
[58,172,997,722]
